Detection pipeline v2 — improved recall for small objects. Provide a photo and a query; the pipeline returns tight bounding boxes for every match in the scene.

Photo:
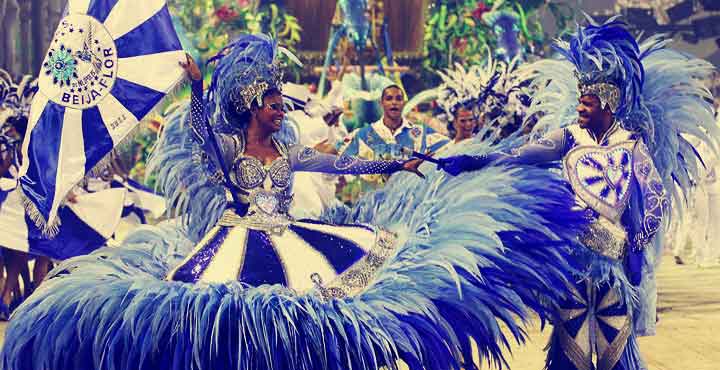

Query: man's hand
[626,247,644,286]
[437,155,477,176]
[179,53,202,81]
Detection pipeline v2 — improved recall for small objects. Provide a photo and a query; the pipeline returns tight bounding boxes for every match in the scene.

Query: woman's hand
[402,158,425,179]
[179,53,202,81]
[402,151,434,179]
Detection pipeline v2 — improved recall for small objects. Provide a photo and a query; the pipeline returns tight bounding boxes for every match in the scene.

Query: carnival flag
[18,0,185,234]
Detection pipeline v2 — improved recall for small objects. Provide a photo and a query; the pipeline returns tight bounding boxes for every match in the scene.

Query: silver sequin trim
[578,216,627,260]
[312,228,398,301]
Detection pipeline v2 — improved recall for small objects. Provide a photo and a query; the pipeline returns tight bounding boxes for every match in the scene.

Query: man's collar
[586,119,619,144]
[373,118,414,134]
[370,118,417,144]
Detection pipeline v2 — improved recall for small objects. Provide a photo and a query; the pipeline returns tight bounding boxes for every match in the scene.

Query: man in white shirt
[338,85,448,161]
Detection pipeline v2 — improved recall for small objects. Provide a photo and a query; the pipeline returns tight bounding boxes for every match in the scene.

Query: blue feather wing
[147,101,227,241]
[639,42,718,208]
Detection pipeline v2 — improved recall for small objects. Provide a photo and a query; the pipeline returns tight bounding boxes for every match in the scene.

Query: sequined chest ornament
[564,141,636,223]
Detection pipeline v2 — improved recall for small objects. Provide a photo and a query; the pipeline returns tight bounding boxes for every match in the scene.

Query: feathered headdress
[205,34,301,132]
[0,70,37,136]
[404,54,530,141]
[436,62,501,120]
[553,16,643,118]
[403,56,504,121]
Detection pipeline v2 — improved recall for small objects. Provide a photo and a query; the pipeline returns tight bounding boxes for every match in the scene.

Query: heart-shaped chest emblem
[566,144,634,210]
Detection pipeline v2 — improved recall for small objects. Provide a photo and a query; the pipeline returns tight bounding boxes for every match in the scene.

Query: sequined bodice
[231,156,291,190]
[219,146,295,233]
[562,125,640,224]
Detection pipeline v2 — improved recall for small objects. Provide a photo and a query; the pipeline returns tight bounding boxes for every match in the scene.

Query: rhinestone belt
[578,216,628,260]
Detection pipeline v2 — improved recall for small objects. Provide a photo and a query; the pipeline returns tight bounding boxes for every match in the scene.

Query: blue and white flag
[110,175,166,221]
[0,185,126,260]
[18,0,185,234]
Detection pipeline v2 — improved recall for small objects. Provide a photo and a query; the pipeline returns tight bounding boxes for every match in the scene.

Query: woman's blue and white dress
[167,135,403,297]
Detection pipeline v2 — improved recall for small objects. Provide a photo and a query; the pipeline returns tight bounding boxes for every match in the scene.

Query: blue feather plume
[146,103,226,240]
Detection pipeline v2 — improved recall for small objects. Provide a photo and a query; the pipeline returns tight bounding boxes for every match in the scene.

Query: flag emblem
[41,14,118,109]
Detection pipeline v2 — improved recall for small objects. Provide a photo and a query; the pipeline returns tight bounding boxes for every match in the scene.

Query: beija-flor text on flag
[18,0,185,234]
